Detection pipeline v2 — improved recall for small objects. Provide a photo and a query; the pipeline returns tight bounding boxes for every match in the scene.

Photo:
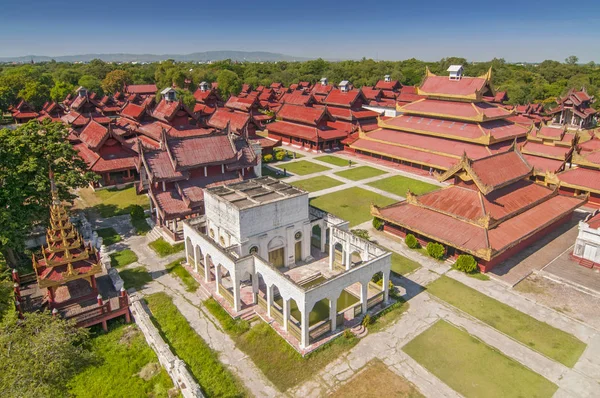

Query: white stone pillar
[204,166,207,177]
[283,298,290,331]
[266,284,273,318]
[345,246,352,271]
[301,306,310,349]
[320,225,326,253]
[252,275,258,304]
[215,264,221,295]
[184,238,190,265]
[382,271,390,302]
[329,295,338,331]
[328,240,335,270]
[233,275,241,312]
[194,249,198,272]
[361,282,369,314]
[204,254,210,282]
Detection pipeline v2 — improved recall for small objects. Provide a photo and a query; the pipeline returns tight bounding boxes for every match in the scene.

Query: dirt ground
[514,274,600,330]
[329,360,424,398]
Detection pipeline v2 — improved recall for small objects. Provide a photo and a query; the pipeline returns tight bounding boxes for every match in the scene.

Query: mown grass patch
[203,298,250,336]
[391,252,420,276]
[280,160,330,176]
[67,324,175,397]
[110,249,138,269]
[149,238,184,257]
[334,166,386,181]
[76,186,149,218]
[367,175,439,197]
[132,217,152,235]
[96,227,121,246]
[290,176,343,192]
[145,293,247,397]
[165,258,199,292]
[403,320,557,398]
[427,276,586,367]
[120,266,152,290]
[314,155,349,167]
[310,187,396,227]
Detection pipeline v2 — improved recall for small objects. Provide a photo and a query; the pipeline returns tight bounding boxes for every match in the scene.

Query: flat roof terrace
[207,176,306,209]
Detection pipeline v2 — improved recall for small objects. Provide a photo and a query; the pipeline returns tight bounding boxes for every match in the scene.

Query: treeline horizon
[1,56,598,113]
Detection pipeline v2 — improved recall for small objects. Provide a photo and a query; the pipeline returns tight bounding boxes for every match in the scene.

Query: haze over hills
[0,51,311,63]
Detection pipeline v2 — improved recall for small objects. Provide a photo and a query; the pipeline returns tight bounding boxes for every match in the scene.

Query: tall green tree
[49,81,74,102]
[101,69,131,94]
[17,81,50,110]
[77,75,103,95]
[217,69,241,97]
[0,311,95,398]
[0,121,96,267]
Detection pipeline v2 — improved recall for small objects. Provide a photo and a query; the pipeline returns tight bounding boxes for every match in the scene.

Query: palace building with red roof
[10,100,39,123]
[193,81,223,121]
[346,66,530,174]
[548,87,597,129]
[519,125,574,178]
[373,146,587,272]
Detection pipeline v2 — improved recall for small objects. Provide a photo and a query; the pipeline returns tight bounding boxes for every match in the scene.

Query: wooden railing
[288,320,301,341]
[353,303,363,318]
[219,284,234,306]
[272,307,283,325]
[336,312,344,327]
[257,294,267,311]
[310,320,331,341]
[72,302,111,326]
[197,265,205,279]
[367,291,384,309]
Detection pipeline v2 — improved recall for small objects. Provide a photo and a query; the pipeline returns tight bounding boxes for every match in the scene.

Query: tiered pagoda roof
[348,67,531,171]
[33,180,101,289]
[373,147,586,264]
[519,125,573,175]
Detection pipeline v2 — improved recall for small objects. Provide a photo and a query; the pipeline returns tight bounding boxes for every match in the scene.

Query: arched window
[249,245,259,255]
[219,236,225,246]
[209,229,215,239]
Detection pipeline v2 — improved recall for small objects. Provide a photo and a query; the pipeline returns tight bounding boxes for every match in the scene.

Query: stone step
[579,259,595,269]
[240,311,258,322]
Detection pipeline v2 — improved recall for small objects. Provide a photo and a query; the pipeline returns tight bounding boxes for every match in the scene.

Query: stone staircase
[146,227,163,243]
[351,324,368,338]
[240,309,258,323]
[579,258,596,269]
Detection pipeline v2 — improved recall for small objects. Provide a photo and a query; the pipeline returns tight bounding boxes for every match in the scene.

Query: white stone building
[573,210,600,267]
[183,176,391,350]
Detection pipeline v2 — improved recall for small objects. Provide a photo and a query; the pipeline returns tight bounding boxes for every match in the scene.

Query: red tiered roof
[323,89,364,108]
[125,84,158,95]
[375,79,401,91]
[207,108,250,134]
[399,99,512,121]
[277,104,328,125]
[418,74,488,97]
[225,96,258,112]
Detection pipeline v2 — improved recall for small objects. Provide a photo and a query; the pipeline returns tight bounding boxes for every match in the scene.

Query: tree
[101,69,131,94]
[454,254,478,273]
[49,81,74,102]
[565,55,579,65]
[217,69,241,97]
[176,88,197,111]
[0,311,95,397]
[77,75,103,95]
[0,121,96,267]
[426,242,445,260]
[17,81,50,110]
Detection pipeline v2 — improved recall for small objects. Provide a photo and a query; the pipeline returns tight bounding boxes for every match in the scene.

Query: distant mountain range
[0,51,311,63]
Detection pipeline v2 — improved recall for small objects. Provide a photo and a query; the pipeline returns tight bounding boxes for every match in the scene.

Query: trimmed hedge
[426,242,445,260]
[372,217,384,231]
[454,254,478,273]
[405,233,419,249]
[275,151,286,161]
[129,204,145,220]
[263,154,273,163]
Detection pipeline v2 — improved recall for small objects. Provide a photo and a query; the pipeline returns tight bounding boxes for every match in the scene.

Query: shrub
[351,229,370,241]
[426,242,445,260]
[372,217,384,231]
[263,154,273,163]
[343,329,354,339]
[274,151,286,161]
[362,314,372,328]
[454,254,478,273]
[405,233,419,249]
[129,204,145,220]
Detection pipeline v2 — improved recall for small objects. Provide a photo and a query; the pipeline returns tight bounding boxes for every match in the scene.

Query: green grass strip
[149,238,184,257]
[145,293,246,397]
[403,320,557,398]
[334,166,386,181]
[427,276,586,367]
[165,258,199,292]
[290,176,343,192]
[314,155,349,167]
[110,249,138,268]
[96,227,121,246]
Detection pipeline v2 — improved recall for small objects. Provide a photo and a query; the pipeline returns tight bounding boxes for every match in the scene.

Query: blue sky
[1,0,599,62]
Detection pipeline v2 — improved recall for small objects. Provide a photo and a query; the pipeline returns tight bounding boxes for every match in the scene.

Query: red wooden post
[47,287,54,309]
[52,308,58,318]
[96,294,103,307]
[12,269,19,284]
[101,320,108,332]
[90,275,97,291]
[13,282,21,301]
[15,300,23,319]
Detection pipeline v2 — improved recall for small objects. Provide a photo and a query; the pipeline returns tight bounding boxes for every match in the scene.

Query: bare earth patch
[330,359,423,398]
[515,274,600,329]
[138,362,162,381]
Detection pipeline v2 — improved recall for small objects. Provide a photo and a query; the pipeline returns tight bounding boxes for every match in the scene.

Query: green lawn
[120,266,153,290]
[149,238,184,257]
[131,217,152,235]
[427,276,586,367]
[77,186,149,218]
[96,227,121,246]
[279,160,330,176]
[403,320,557,398]
[145,293,246,397]
[110,249,138,268]
[234,322,357,391]
[261,165,287,179]
[204,298,250,336]
[367,175,439,197]
[67,324,175,397]
[391,252,420,276]
[165,258,199,292]
[310,187,396,227]
[334,166,387,181]
[290,176,343,192]
[314,155,349,167]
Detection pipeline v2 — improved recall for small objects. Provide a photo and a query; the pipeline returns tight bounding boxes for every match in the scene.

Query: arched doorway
[268,236,285,268]
[311,225,322,249]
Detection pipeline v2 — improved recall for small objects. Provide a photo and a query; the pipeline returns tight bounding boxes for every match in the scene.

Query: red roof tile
[419,75,488,97]
[126,84,158,95]
[277,104,326,125]
[208,108,250,133]
[79,121,109,150]
[323,89,363,108]
[558,167,600,192]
